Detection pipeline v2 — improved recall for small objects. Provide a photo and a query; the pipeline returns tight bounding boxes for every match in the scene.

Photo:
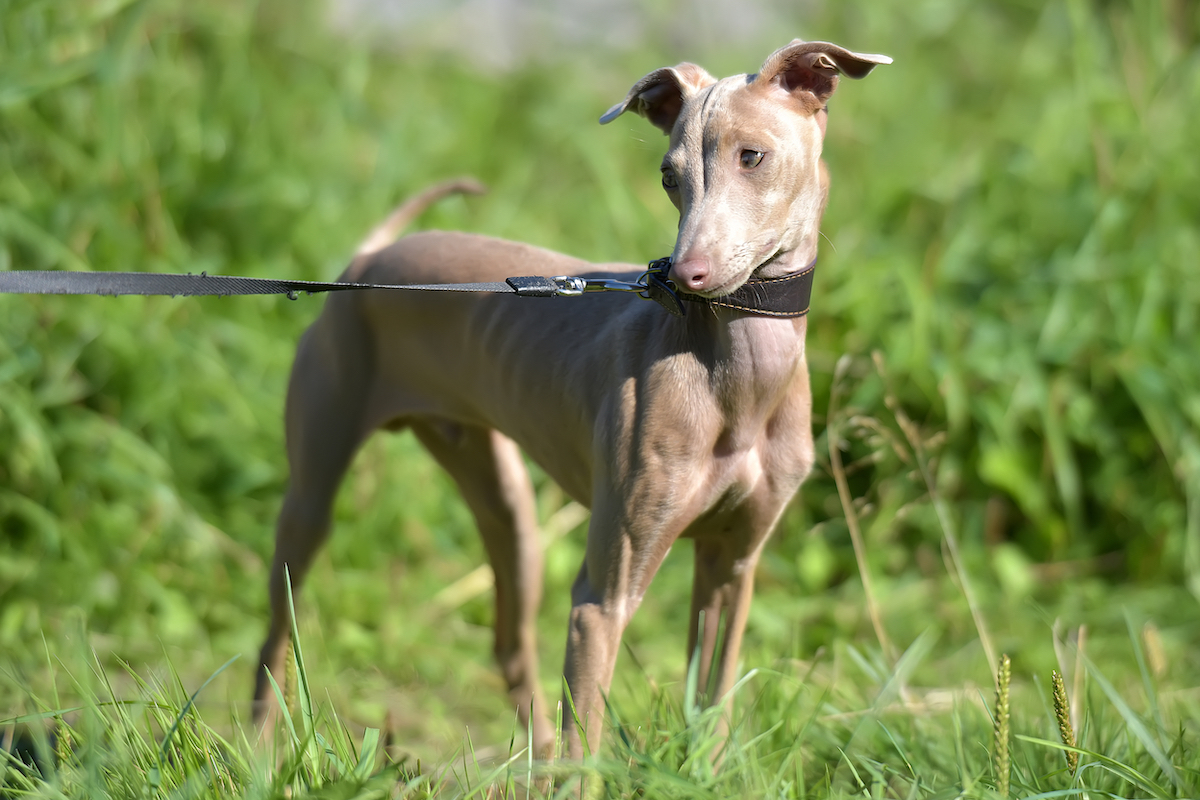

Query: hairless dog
[253,39,890,759]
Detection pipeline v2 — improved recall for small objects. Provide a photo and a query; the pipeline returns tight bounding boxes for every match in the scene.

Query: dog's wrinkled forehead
[669,75,732,139]
[677,74,749,119]
[668,73,803,154]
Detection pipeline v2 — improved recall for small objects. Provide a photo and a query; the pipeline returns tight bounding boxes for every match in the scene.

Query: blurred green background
[1,0,1197,758]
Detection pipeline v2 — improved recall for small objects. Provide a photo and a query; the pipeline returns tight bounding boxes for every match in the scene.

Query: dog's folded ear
[600,63,717,134]
[756,40,891,108]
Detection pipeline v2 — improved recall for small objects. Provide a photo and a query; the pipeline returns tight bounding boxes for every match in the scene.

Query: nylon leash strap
[0,270,530,298]
[0,257,815,318]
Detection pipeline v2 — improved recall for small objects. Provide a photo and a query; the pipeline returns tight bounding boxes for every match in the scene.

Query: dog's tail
[355,177,487,257]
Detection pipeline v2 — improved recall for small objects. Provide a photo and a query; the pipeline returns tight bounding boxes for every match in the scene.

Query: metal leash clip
[549,256,685,316]
[551,275,646,295]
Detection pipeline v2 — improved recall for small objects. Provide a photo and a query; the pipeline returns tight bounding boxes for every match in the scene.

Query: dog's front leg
[687,484,805,739]
[673,540,757,766]
[688,535,761,708]
[560,488,679,759]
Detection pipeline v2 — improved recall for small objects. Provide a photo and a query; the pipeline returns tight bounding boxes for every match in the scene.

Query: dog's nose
[669,257,710,293]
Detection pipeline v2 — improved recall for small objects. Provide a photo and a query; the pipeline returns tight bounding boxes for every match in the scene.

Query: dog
[253,39,890,759]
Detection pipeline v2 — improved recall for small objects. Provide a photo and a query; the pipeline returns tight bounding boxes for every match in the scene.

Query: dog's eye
[661,169,678,189]
[740,150,765,169]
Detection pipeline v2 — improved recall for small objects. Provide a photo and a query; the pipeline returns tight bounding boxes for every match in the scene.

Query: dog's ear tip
[599,103,625,125]
[844,53,893,80]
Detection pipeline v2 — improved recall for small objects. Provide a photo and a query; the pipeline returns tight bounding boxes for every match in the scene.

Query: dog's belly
[358,289,641,508]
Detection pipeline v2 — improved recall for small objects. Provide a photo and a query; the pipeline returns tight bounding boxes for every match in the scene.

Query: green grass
[2,620,1197,797]
[2,0,1199,796]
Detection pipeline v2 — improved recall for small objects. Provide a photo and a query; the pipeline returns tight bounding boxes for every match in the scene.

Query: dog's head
[602,41,890,297]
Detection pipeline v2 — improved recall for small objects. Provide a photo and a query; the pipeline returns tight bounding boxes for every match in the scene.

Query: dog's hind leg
[410,420,553,755]
[253,316,374,728]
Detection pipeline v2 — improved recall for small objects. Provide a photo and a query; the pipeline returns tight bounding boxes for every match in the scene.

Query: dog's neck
[676,249,812,435]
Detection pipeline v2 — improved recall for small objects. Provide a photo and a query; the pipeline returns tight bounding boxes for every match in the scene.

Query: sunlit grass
[3,619,1196,797]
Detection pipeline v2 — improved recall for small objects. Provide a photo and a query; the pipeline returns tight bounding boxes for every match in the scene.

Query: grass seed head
[993,653,1012,798]
[1052,669,1078,775]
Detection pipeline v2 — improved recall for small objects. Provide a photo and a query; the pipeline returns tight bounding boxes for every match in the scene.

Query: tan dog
[254,39,890,758]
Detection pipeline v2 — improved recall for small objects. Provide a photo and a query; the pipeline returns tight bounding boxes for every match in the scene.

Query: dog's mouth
[686,249,784,299]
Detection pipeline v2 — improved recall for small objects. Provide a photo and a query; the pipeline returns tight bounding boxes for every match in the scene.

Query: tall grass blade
[1080,654,1180,791]
[283,565,322,786]
[1124,610,1168,757]
[155,655,239,772]
[263,669,300,749]
[873,351,997,675]
[829,353,896,665]
[351,727,381,782]
[1015,735,1171,798]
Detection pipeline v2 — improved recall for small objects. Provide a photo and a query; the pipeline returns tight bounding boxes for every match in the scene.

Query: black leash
[0,256,815,318]
[0,270,559,299]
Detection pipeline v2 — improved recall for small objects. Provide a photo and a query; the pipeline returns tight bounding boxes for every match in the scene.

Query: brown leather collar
[643,257,816,318]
